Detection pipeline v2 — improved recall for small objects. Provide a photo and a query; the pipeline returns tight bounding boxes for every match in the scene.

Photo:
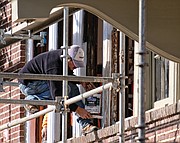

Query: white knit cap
[68,45,85,67]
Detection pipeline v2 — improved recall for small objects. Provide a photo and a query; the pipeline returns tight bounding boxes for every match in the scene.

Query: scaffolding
[0,73,118,141]
[0,1,147,142]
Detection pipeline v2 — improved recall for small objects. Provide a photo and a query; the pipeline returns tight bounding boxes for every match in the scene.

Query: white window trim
[153,58,179,109]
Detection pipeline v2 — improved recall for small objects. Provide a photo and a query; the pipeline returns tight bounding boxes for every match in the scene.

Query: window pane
[154,55,169,101]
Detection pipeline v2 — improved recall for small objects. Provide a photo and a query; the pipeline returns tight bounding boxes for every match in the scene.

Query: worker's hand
[41,126,47,141]
[75,106,92,119]
[81,82,96,91]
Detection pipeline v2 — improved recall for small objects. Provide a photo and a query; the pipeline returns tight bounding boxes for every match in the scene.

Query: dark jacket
[18,49,78,111]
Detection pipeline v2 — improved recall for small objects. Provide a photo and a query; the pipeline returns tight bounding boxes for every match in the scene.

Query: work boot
[24,104,39,114]
[82,124,98,135]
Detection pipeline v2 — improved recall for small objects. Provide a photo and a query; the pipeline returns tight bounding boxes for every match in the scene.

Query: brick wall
[0,0,11,31]
[0,44,25,72]
[0,44,26,143]
[62,101,180,143]
[0,1,26,143]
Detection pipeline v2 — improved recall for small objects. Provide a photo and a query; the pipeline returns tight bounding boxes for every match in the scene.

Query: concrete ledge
[58,100,180,143]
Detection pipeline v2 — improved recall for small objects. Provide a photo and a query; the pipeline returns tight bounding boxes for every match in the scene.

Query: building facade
[0,0,180,142]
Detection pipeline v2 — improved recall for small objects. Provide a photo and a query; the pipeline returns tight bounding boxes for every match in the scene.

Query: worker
[18,45,98,135]
[41,113,48,143]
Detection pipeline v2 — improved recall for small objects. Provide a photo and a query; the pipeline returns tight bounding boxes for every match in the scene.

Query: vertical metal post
[119,32,125,143]
[61,7,69,143]
[26,35,33,61]
[0,78,4,92]
[47,23,59,143]
[137,0,146,142]
[25,37,34,143]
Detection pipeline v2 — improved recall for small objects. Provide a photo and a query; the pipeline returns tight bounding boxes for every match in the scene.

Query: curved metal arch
[12,0,180,62]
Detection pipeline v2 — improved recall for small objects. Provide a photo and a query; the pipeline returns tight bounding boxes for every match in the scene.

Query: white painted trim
[102,21,112,127]
[151,57,178,109]
[133,41,139,116]
[47,23,59,143]
[72,10,84,137]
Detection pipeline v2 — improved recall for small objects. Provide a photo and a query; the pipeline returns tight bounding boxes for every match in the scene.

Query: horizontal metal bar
[0,82,112,106]
[91,115,103,119]
[0,98,56,106]
[0,72,113,82]
[65,82,113,105]
[0,106,55,131]
[0,83,112,131]
[4,34,42,40]
[2,81,19,86]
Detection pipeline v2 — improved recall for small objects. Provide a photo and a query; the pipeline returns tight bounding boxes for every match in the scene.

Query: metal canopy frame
[11,0,180,62]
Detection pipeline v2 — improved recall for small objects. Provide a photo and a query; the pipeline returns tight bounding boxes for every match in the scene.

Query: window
[133,42,180,115]
[152,53,178,108]
[154,55,169,101]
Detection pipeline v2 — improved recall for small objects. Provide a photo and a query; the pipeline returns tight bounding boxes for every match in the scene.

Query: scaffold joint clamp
[0,78,5,92]
[55,96,64,113]
[112,73,120,92]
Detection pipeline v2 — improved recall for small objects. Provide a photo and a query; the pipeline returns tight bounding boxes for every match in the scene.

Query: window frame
[151,53,179,108]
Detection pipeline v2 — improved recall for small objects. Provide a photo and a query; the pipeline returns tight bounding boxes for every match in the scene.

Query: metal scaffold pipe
[119,31,125,143]
[61,7,69,143]
[0,72,112,83]
[0,83,113,106]
[0,106,55,131]
[137,0,146,142]
[2,81,19,86]
[0,83,112,132]
[0,98,56,106]
[65,82,113,105]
